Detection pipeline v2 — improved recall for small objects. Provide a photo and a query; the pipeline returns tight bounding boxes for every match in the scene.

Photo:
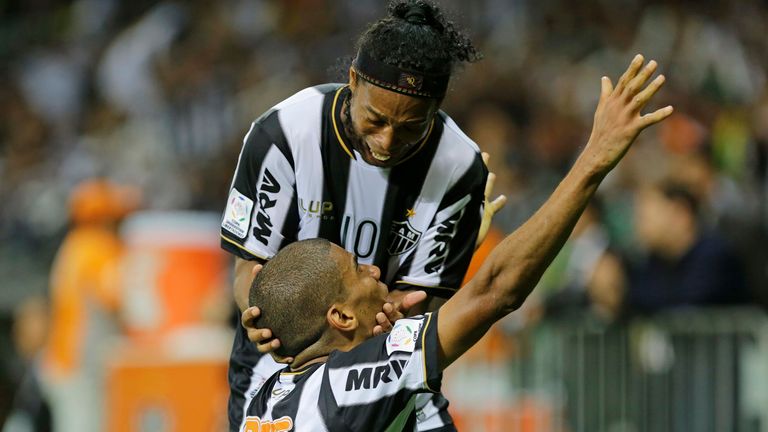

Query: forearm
[437,158,602,369]
[234,257,264,311]
[475,157,602,315]
[438,55,672,370]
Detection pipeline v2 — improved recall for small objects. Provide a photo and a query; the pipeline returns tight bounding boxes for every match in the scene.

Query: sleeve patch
[222,188,254,238]
[386,318,424,356]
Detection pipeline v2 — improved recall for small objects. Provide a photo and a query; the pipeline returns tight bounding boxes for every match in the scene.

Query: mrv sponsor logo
[345,359,409,391]
[424,209,464,274]
[252,168,280,243]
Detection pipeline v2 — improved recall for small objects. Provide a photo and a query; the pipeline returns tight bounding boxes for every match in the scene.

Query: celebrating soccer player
[220,1,506,430]
[241,49,673,431]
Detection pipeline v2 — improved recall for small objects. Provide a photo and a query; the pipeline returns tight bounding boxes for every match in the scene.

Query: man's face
[347,69,440,167]
[330,244,389,334]
[634,188,672,251]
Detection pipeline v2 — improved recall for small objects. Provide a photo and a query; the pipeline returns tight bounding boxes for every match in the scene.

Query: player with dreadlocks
[221,1,503,430]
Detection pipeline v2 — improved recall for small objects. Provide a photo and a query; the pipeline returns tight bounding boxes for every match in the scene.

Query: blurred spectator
[38,179,138,432]
[535,199,627,321]
[2,297,51,432]
[627,181,748,313]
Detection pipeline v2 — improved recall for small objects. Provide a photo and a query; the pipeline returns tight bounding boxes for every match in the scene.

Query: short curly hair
[355,0,482,77]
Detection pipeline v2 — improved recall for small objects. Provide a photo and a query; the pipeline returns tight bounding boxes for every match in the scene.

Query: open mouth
[368,144,391,162]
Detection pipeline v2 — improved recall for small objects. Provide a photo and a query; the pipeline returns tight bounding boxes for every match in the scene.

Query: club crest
[388,220,422,255]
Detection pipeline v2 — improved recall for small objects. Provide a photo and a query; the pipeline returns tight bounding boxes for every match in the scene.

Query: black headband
[353,50,450,99]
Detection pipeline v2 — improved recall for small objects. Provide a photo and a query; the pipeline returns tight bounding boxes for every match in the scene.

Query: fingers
[374,304,396,336]
[489,194,508,213]
[639,105,674,128]
[484,172,497,201]
[241,306,260,328]
[624,60,657,97]
[373,325,385,336]
[374,292,428,337]
[244,305,289,359]
[600,76,613,102]
[400,290,428,312]
[374,310,392,335]
[382,302,403,324]
[256,332,281,353]
[632,74,666,111]
[614,54,644,94]
[481,151,490,167]
[242,306,283,353]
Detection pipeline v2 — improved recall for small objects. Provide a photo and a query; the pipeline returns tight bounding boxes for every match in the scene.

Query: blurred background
[1,0,767,431]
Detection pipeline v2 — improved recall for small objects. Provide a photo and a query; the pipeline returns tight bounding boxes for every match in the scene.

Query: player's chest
[293,163,440,261]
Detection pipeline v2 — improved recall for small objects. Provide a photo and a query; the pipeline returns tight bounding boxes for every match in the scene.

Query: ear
[349,67,358,91]
[327,303,358,333]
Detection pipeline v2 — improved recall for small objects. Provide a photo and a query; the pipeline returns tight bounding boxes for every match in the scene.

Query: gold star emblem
[405,208,416,218]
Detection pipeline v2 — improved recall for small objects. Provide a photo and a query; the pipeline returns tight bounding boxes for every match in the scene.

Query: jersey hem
[220,234,270,261]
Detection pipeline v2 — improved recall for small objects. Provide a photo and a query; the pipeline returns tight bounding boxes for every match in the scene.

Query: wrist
[572,145,610,186]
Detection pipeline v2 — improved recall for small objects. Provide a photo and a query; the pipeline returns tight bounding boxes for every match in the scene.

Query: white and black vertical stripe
[435,151,487,289]
[317,88,352,244]
[374,120,445,282]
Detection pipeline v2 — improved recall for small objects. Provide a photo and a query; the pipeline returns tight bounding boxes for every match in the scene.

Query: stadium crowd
[1,0,767,428]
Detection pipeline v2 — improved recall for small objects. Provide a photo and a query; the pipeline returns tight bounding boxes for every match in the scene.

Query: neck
[289,329,366,369]
[339,89,362,153]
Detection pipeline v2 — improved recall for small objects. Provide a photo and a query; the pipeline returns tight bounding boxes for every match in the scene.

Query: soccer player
[220,2,501,430]
[241,53,673,431]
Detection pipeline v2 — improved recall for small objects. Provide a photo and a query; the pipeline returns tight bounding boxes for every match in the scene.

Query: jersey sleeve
[394,155,488,298]
[220,115,298,261]
[321,312,441,432]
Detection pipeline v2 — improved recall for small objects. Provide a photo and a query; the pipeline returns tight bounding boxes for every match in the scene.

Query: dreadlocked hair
[355,0,482,76]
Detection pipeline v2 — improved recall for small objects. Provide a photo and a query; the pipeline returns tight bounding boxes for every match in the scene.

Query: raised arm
[437,55,673,370]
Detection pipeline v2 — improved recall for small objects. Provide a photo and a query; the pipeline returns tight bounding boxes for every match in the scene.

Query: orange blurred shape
[658,113,706,155]
[70,178,141,224]
[106,349,228,432]
[120,211,227,340]
[463,226,504,286]
[451,397,554,432]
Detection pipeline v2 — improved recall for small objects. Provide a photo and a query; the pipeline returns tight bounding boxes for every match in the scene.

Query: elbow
[498,290,530,315]
[487,263,538,316]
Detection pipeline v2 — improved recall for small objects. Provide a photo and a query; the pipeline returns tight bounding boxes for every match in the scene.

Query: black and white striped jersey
[220,84,487,294]
[222,83,484,431]
[242,312,441,432]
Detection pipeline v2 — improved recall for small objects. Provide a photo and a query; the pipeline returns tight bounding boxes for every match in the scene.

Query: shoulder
[272,84,341,112]
[432,112,486,181]
[328,314,435,368]
[247,84,341,129]
[246,84,343,154]
[436,112,482,159]
[438,112,481,154]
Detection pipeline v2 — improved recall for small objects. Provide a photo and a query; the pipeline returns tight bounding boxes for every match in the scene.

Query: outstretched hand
[583,54,673,176]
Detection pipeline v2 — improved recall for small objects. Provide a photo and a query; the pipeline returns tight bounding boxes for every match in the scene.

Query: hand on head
[245,261,429,360]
